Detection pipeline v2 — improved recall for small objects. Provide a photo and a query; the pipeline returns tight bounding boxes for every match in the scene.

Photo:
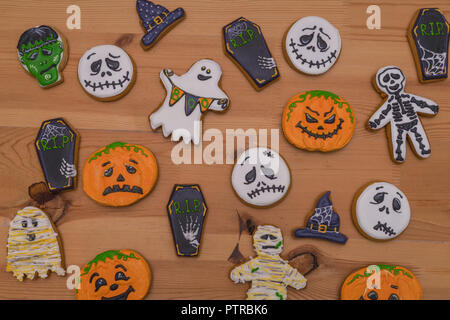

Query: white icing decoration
[368,66,439,163]
[355,182,410,240]
[150,59,229,145]
[78,45,134,99]
[231,147,290,207]
[285,16,341,75]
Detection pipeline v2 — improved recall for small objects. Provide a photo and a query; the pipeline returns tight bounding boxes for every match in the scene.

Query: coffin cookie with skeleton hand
[150,59,230,145]
[369,66,439,163]
[285,16,341,75]
[353,182,411,241]
[231,147,291,207]
[78,45,136,101]
[408,8,449,83]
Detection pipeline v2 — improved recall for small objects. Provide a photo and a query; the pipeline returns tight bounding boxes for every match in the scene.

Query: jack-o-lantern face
[341,264,422,300]
[83,142,158,207]
[282,90,355,152]
[76,249,151,300]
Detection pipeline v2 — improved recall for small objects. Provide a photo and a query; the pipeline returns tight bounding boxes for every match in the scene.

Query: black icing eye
[244,166,256,185]
[367,290,378,300]
[115,271,130,281]
[317,33,329,52]
[90,59,102,74]
[206,69,211,74]
[305,113,318,123]
[391,73,401,80]
[21,220,28,228]
[268,234,277,240]
[32,220,38,227]
[392,198,401,212]
[261,234,269,240]
[299,33,314,46]
[388,293,399,300]
[383,74,390,83]
[104,167,113,177]
[95,278,107,292]
[126,165,136,174]
[29,52,39,60]
[105,58,121,71]
[324,114,336,124]
[371,192,386,204]
[201,66,206,71]
[42,48,52,56]
[260,166,276,180]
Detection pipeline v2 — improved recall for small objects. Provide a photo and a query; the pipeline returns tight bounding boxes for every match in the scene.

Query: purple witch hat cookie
[294,191,347,244]
[136,0,185,50]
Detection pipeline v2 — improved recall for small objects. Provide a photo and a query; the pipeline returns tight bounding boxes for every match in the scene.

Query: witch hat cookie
[294,191,347,244]
[136,0,185,50]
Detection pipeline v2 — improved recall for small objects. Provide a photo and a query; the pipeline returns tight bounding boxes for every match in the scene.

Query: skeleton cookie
[230,225,307,300]
[231,147,291,207]
[150,59,230,145]
[78,45,135,101]
[369,66,439,163]
[285,16,341,75]
[353,182,411,241]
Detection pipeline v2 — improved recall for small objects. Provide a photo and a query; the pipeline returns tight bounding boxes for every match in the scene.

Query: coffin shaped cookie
[35,118,79,192]
[167,184,207,256]
[223,17,279,90]
[408,8,449,82]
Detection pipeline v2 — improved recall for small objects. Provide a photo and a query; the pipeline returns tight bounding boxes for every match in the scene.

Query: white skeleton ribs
[368,66,439,162]
[59,158,77,178]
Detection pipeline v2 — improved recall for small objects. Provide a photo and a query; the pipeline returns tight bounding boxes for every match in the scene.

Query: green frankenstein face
[17,26,64,87]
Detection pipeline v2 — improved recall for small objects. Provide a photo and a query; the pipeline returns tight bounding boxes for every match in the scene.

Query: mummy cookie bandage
[78,45,135,101]
[230,225,307,300]
[150,59,230,145]
[231,147,291,207]
[353,182,411,241]
[6,206,65,281]
[368,66,439,163]
[285,16,341,75]
[17,25,67,88]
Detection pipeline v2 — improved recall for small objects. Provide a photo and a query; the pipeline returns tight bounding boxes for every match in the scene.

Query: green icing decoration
[285,90,354,124]
[275,241,282,249]
[81,250,140,276]
[251,267,259,273]
[346,264,413,285]
[275,292,284,300]
[88,142,149,163]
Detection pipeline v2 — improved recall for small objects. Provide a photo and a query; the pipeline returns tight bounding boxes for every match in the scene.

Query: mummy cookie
[223,17,279,90]
[230,225,307,300]
[282,90,355,152]
[368,66,439,163]
[285,16,341,75]
[137,0,185,50]
[7,206,65,281]
[35,118,79,192]
[408,8,449,82]
[353,182,410,241]
[150,59,230,144]
[78,45,136,101]
[76,249,151,300]
[17,25,68,88]
[83,142,158,207]
[231,147,290,207]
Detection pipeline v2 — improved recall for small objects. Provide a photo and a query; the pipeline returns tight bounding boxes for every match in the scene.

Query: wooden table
[0,0,449,300]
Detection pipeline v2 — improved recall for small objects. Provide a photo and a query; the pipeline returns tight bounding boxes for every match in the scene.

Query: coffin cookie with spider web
[35,118,79,192]
[408,8,449,82]
[167,185,207,256]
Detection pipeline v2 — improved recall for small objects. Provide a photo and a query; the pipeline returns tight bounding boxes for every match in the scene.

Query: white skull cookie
[232,147,291,207]
[78,45,135,101]
[285,16,341,75]
[353,182,411,241]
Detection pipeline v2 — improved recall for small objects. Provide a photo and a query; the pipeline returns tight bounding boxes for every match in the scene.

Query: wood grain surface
[0,0,449,300]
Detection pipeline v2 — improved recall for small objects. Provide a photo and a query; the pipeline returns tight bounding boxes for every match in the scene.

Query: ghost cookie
[17,25,68,88]
[150,59,230,144]
[284,16,341,75]
[7,206,65,281]
[223,17,279,90]
[407,8,449,83]
[282,90,355,152]
[83,142,158,207]
[368,66,439,163]
[353,182,410,241]
[231,147,290,207]
[78,45,136,101]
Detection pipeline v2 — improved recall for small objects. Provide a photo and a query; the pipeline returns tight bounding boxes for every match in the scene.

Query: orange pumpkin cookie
[282,90,355,152]
[341,264,422,300]
[76,249,151,300]
[83,142,158,207]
